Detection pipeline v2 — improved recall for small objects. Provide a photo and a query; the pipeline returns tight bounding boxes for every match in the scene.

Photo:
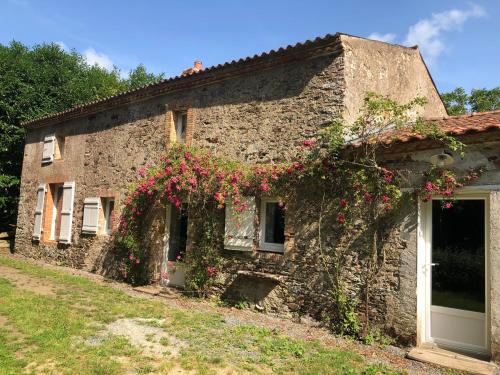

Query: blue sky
[0,0,498,93]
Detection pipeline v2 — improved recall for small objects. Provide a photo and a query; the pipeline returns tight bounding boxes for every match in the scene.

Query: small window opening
[102,198,115,235]
[175,111,187,143]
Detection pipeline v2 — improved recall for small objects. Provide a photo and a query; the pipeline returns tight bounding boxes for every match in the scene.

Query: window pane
[176,112,187,143]
[431,200,485,312]
[264,202,285,244]
[105,199,115,232]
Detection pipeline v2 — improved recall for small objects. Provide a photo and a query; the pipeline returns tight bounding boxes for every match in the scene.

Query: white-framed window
[259,198,285,252]
[175,111,187,143]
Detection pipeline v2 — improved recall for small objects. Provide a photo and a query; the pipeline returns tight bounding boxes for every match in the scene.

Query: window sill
[257,247,284,254]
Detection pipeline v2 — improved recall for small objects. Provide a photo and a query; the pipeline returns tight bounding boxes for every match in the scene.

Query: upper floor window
[175,111,187,143]
[42,134,65,164]
[259,198,285,252]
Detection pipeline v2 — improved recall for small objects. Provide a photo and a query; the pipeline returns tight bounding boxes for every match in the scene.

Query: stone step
[407,347,499,375]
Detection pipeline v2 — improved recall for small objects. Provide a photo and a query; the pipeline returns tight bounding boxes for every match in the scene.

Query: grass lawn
[0,256,407,375]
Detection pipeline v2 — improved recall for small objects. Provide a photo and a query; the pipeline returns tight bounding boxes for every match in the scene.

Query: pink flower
[136,258,140,264]
[424,182,434,192]
[207,266,217,278]
[363,192,373,202]
[339,198,347,207]
[383,171,393,183]
[303,139,316,147]
[445,177,455,184]
[337,213,345,224]
[444,202,453,209]
[215,192,224,203]
[161,272,169,280]
[260,181,270,192]
[138,167,146,177]
[382,195,389,203]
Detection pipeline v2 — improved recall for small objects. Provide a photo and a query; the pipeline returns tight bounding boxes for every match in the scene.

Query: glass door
[429,199,488,356]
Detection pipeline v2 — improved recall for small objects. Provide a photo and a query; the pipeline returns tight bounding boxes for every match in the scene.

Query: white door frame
[417,191,491,357]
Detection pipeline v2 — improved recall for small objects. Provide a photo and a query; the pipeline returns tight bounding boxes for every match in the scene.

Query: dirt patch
[0,265,59,296]
[85,318,186,358]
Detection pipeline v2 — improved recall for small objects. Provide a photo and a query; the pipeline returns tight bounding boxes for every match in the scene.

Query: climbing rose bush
[419,167,483,208]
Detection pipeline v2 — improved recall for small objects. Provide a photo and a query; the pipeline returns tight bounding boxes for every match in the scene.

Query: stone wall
[341,35,448,123]
[15,48,346,273]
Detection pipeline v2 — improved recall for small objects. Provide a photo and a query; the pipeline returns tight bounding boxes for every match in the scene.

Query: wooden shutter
[42,135,55,164]
[58,181,75,243]
[224,197,255,251]
[32,184,46,240]
[82,197,100,234]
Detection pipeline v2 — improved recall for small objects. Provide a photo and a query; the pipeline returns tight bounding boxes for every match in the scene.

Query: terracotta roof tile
[375,110,500,147]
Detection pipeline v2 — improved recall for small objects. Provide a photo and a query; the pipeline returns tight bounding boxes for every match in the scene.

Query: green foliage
[362,328,393,347]
[185,207,224,294]
[0,41,163,233]
[441,87,468,115]
[441,86,500,115]
[329,289,360,337]
[126,64,165,90]
[469,87,500,113]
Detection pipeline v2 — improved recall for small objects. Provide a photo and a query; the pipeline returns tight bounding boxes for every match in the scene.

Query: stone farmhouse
[15,33,500,364]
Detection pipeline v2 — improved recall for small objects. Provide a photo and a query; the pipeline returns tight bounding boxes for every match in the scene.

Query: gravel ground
[3,253,464,375]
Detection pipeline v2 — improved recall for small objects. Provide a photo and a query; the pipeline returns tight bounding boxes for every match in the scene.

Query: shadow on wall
[24,52,340,148]
[221,274,281,310]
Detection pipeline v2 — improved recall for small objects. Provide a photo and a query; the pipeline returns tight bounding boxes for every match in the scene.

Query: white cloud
[403,4,486,62]
[83,48,114,70]
[55,41,69,51]
[367,32,397,43]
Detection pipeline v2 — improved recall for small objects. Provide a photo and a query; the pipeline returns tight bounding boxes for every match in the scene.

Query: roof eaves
[22,33,344,129]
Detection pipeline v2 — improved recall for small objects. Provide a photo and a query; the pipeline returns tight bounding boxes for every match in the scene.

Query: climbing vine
[117,92,481,337]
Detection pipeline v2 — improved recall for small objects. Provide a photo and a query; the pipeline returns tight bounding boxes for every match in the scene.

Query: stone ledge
[236,270,285,282]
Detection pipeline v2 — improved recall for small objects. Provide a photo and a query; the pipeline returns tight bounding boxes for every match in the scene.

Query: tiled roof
[376,110,500,147]
[22,33,350,128]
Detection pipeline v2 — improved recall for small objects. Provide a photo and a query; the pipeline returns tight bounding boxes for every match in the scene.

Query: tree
[0,41,163,234]
[440,87,468,115]
[126,64,165,90]
[469,87,500,113]
[441,87,500,115]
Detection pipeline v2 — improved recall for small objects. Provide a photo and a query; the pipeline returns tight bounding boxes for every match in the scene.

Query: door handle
[430,263,439,266]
